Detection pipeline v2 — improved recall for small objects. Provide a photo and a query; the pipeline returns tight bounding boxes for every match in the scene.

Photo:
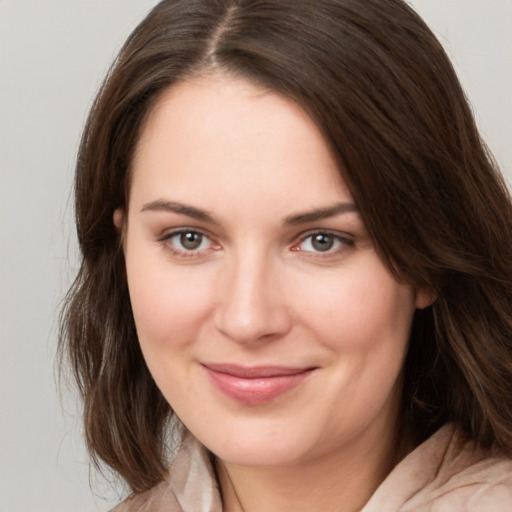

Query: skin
[116,74,431,512]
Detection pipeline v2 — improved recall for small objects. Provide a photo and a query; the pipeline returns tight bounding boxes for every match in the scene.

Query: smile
[201,363,316,405]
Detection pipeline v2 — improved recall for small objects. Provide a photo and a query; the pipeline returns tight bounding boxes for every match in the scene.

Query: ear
[113,208,124,231]
[113,208,127,249]
[415,286,438,310]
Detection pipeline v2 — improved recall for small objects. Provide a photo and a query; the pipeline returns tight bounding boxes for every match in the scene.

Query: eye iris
[312,233,334,252]
[180,232,202,250]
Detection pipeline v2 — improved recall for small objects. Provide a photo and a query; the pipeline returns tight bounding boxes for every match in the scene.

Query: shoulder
[363,424,512,512]
[109,432,221,512]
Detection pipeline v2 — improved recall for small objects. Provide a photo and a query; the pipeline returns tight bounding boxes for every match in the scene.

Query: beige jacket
[111,424,512,511]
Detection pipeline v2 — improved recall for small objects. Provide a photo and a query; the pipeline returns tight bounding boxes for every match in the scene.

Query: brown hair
[60,0,512,494]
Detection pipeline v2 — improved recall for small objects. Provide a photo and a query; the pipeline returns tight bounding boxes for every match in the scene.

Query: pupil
[312,233,333,252]
[180,232,202,250]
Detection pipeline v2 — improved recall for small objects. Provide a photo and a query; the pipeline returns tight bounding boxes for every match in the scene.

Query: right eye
[159,229,219,258]
[173,231,209,251]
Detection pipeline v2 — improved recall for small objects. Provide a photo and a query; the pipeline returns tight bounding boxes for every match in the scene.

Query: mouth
[201,363,316,405]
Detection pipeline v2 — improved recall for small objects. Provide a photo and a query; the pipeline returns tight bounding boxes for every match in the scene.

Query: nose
[213,251,292,345]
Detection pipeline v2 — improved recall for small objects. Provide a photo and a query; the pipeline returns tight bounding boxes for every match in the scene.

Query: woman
[60,0,512,510]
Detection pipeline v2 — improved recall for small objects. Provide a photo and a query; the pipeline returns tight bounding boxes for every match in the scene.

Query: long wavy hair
[60,0,512,494]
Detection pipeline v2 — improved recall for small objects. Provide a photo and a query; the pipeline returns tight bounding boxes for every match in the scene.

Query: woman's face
[120,74,428,468]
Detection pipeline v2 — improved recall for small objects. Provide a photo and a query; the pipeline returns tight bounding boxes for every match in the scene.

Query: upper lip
[201,363,315,378]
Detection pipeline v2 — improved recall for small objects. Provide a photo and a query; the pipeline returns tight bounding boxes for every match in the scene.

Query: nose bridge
[214,244,290,343]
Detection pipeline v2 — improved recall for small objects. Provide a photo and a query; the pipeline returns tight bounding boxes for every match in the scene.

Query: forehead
[129,74,351,211]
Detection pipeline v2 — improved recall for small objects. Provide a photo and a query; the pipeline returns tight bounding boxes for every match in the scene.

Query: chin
[186,414,329,468]
[210,438,305,468]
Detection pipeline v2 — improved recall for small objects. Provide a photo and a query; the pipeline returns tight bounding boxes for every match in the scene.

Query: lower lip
[203,366,314,405]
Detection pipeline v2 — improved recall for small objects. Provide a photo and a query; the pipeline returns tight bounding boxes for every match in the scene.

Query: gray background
[0,1,510,511]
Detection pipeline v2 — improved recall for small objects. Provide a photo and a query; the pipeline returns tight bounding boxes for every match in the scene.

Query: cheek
[125,250,217,411]
[296,261,416,353]
[125,246,215,351]
[298,263,414,430]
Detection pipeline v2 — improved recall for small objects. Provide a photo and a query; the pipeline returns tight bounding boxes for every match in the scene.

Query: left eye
[167,231,212,252]
[297,232,347,253]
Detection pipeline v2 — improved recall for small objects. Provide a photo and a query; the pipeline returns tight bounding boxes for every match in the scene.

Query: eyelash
[158,229,354,259]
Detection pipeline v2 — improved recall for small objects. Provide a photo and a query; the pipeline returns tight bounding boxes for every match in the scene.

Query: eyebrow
[284,202,359,225]
[141,199,358,225]
[141,200,219,224]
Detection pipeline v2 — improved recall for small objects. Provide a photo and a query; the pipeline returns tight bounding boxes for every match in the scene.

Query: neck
[216,418,409,512]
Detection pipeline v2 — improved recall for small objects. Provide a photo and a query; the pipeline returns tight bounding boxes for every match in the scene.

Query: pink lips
[202,363,315,405]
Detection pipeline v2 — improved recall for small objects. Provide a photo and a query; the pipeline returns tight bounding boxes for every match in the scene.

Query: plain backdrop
[0,1,510,511]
